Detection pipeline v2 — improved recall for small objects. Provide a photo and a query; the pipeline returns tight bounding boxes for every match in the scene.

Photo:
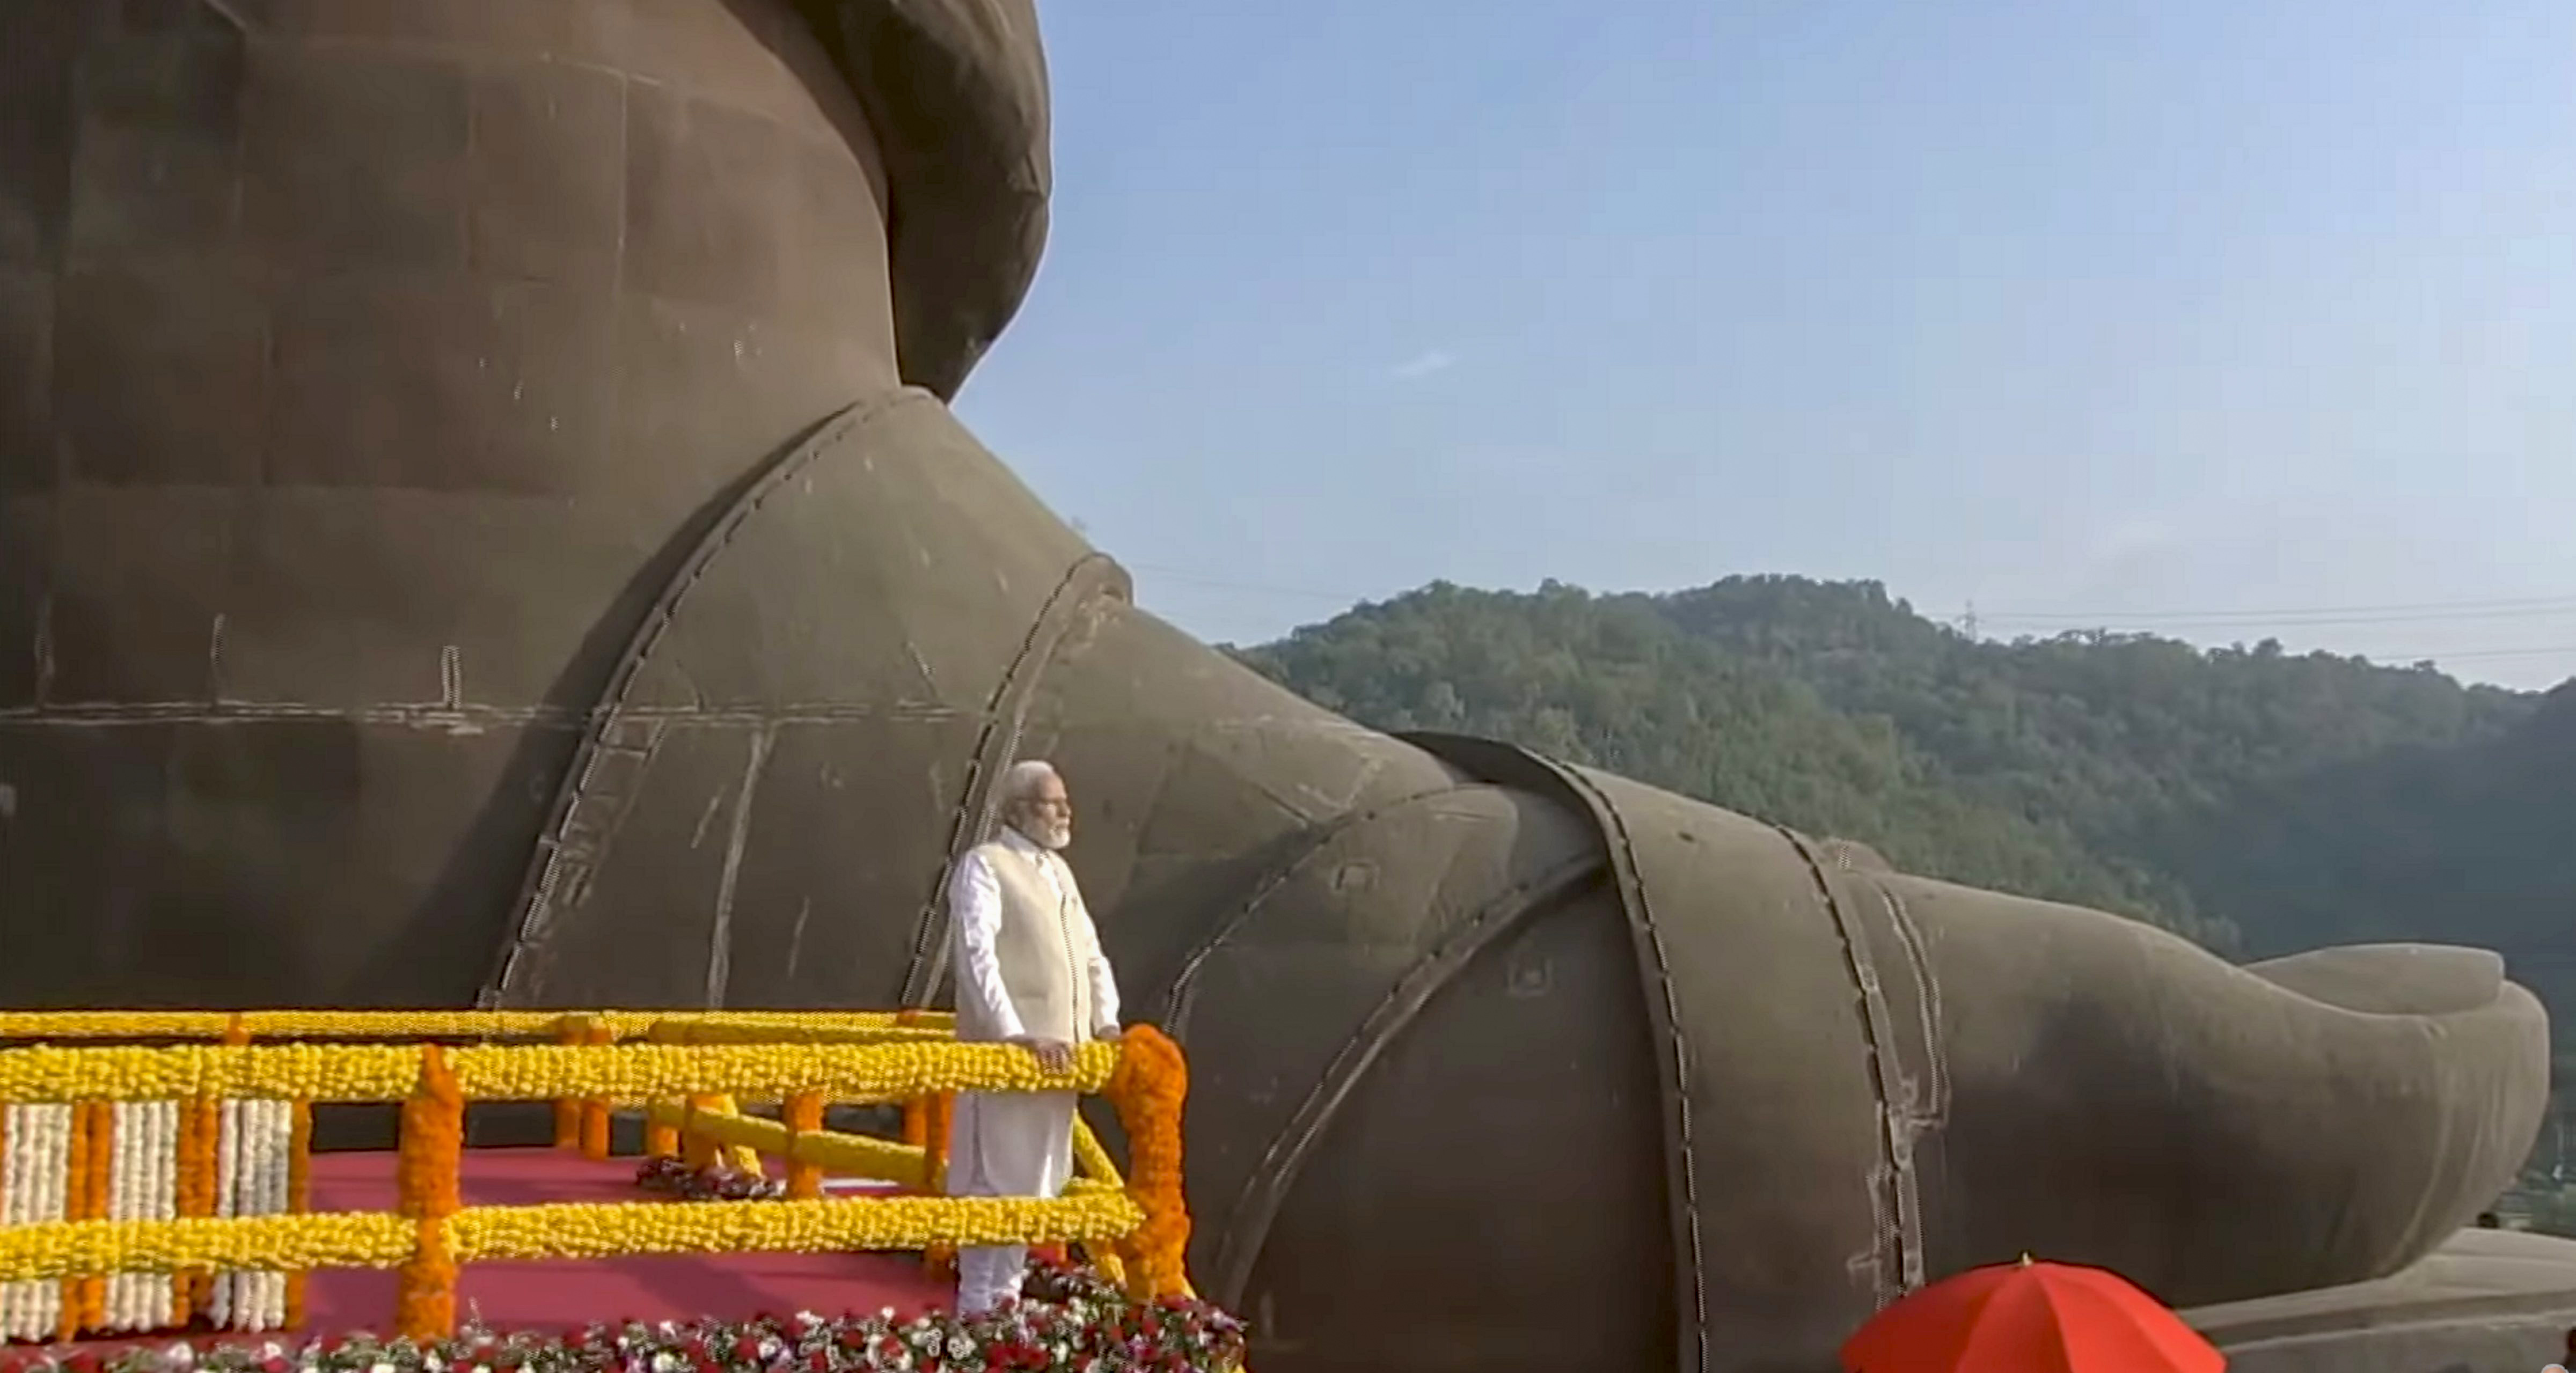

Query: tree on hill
[1227,575,2566,1060]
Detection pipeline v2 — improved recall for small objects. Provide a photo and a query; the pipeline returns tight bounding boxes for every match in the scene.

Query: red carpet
[9,1148,952,1352]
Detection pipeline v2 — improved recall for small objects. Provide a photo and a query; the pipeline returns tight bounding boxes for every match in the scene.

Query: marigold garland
[446,1192,1144,1262]
[918,1090,955,1283]
[393,1046,464,1340]
[0,1040,1103,1107]
[0,1188,1146,1287]
[0,1212,421,1283]
[283,1098,311,1328]
[782,1092,825,1200]
[0,1009,946,1044]
[85,1100,113,1332]
[54,1100,94,1340]
[1104,1026,1191,1301]
[644,1103,927,1191]
[681,1095,722,1170]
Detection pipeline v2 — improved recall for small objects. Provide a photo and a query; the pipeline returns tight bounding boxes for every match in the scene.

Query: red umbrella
[1841,1255,2226,1373]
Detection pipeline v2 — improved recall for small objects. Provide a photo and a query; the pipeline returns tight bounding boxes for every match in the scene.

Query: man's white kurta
[945,825,1120,1226]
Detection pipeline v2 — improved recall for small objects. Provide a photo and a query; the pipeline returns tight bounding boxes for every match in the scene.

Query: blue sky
[954,0,2576,691]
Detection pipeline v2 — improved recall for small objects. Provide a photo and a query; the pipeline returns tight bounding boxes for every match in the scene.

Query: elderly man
[944,760,1122,1315]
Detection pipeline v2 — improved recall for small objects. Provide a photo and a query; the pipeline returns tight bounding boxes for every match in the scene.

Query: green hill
[1228,575,2572,1180]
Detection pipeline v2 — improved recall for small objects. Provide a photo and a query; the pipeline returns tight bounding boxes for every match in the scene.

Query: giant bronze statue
[1,3,2570,1371]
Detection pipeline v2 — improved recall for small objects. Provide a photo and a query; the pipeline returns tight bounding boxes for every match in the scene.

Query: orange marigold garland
[783,1091,825,1200]
[579,1023,613,1161]
[393,1045,465,1341]
[283,1098,312,1327]
[1104,1025,1191,1301]
[680,1096,721,1170]
[57,1099,116,1339]
[919,1090,956,1281]
[169,1096,196,1329]
[643,1018,680,1157]
[190,1017,250,1321]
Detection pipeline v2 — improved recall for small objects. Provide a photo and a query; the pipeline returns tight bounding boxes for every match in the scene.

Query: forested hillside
[1229,575,2572,1091]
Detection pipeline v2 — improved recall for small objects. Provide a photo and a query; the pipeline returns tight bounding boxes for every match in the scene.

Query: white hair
[999,759,1062,804]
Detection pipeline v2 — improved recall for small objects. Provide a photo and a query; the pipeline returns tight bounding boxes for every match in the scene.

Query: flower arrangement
[1100,1030,1189,1301]
[632,1158,785,1204]
[393,1048,464,1340]
[0,1261,1249,1373]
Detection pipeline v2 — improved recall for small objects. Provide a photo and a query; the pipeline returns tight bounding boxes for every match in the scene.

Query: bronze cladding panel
[1244,878,1673,1373]
[0,0,908,1008]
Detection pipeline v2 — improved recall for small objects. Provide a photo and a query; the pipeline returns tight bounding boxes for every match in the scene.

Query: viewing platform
[0,1010,1239,1371]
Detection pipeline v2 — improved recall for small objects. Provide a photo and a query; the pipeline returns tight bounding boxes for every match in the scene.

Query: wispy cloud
[1386,349,1457,381]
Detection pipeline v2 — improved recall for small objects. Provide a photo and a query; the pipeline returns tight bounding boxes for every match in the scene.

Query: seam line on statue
[478,391,916,1003]
[901,548,1130,1008]
[1776,827,1922,1306]
[1156,782,1484,1033]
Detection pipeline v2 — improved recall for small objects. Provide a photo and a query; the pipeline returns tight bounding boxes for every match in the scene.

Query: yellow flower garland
[0,1041,1116,1106]
[0,1195,1145,1287]
[0,1007,1196,1343]
[0,1010,946,1043]
[0,1213,415,1283]
[449,1193,1144,1263]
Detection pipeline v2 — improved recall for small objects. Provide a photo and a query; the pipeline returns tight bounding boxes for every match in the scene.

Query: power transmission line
[1973,592,2576,627]
[2348,644,2576,663]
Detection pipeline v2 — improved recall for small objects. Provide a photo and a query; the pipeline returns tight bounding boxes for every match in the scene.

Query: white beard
[1011,817,1073,851]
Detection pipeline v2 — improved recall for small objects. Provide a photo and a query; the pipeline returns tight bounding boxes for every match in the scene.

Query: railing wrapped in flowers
[630,1014,1192,1299]
[0,1010,1198,1348]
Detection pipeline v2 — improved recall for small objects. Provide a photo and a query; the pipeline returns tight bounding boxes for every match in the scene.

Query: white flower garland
[0,1097,297,1341]
[208,1099,291,1334]
[240,1099,290,1333]
[103,1102,178,1333]
[1,1104,70,1342]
